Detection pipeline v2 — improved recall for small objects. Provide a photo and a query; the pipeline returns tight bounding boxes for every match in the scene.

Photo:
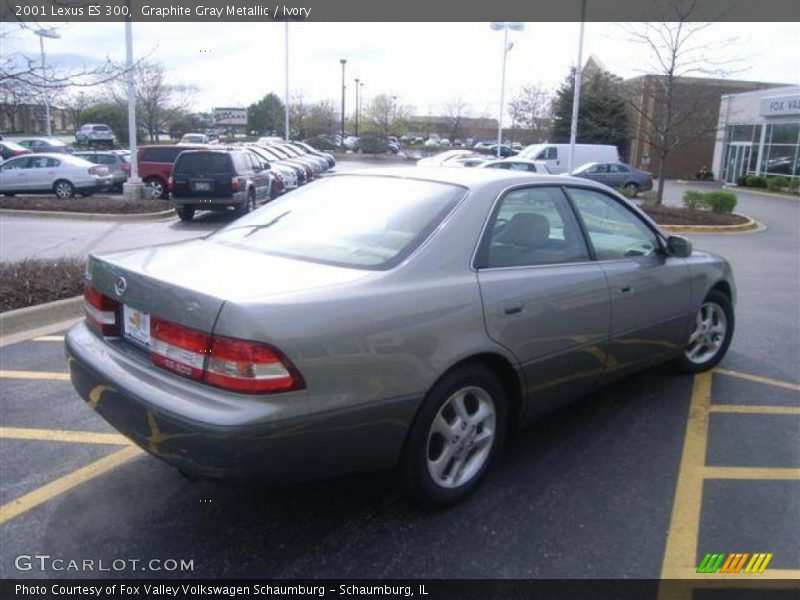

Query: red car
[137,145,204,199]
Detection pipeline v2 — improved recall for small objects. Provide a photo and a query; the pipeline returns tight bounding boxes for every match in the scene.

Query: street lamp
[490,21,524,158]
[34,28,60,137]
[567,0,587,173]
[354,78,360,136]
[340,59,347,150]
[284,21,290,141]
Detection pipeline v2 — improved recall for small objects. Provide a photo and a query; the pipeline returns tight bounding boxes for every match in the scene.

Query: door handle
[503,303,525,316]
[620,285,634,294]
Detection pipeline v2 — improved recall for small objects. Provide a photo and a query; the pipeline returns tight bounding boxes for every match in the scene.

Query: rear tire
[145,177,167,200]
[673,289,734,373]
[400,364,506,505]
[175,206,195,221]
[53,180,75,199]
[624,182,639,197]
[238,190,255,216]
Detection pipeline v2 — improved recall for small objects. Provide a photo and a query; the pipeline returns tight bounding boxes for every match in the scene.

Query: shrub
[735,175,748,186]
[617,185,637,199]
[787,178,800,192]
[745,175,767,188]
[694,169,714,180]
[0,258,85,312]
[766,176,790,191]
[682,190,705,210]
[702,190,737,214]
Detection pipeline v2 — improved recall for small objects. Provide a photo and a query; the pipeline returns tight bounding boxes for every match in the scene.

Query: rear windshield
[92,125,111,131]
[210,176,465,270]
[173,152,232,174]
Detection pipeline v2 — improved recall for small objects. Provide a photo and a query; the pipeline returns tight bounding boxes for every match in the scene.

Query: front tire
[624,182,639,197]
[144,177,166,200]
[673,289,734,373]
[400,364,506,505]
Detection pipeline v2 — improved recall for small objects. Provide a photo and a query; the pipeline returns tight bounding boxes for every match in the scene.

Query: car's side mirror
[666,235,692,258]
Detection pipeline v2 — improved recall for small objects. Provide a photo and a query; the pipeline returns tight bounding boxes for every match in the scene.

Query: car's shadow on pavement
[23,365,694,579]
[166,210,239,233]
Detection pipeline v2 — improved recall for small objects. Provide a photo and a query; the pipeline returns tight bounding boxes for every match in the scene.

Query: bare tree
[289,93,311,139]
[507,83,552,144]
[443,96,469,141]
[0,77,40,132]
[620,0,742,204]
[363,94,410,135]
[107,61,196,142]
[59,90,96,133]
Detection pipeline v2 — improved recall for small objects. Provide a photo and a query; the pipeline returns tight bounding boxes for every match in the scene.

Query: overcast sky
[5,21,799,119]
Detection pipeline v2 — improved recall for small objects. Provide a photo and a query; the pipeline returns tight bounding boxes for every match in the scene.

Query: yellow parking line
[704,466,800,480]
[709,405,800,415]
[659,371,713,582]
[0,445,143,526]
[33,335,65,342]
[0,370,70,381]
[715,368,800,392]
[0,427,132,446]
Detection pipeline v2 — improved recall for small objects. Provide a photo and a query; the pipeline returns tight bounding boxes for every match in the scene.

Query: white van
[518,143,619,174]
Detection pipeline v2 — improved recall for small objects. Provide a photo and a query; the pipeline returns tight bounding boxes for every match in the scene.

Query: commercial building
[712,86,800,183]
[0,103,74,135]
[625,75,789,179]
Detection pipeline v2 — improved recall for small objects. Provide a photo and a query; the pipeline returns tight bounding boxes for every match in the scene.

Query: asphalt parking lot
[0,177,797,592]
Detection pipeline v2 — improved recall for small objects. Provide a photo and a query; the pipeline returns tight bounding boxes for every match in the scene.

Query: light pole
[354,78,360,136]
[34,28,60,137]
[122,19,145,200]
[340,59,347,150]
[490,22,524,158]
[568,0,587,173]
[284,21,290,141]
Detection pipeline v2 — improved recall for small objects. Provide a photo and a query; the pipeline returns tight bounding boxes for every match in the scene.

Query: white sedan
[0,153,113,198]
[478,158,551,174]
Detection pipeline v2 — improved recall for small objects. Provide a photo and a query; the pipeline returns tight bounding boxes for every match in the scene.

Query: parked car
[0,153,112,198]
[571,161,653,196]
[294,141,336,168]
[254,144,310,183]
[244,146,296,196]
[0,141,31,162]
[17,137,75,154]
[66,168,735,504]
[75,123,115,147]
[178,133,210,145]
[264,144,321,177]
[417,150,481,167]
[483,144,517,158]
[137,144,205,199]
[479,158,551,173]
[273,143,329,173]
[518,143,619,174]
[74,151,130,191]
[169,148,272,221]
[440,138,452,147]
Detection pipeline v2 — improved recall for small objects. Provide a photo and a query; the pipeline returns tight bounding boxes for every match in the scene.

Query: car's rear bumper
[170,194,242,208]
[65,322,419,480]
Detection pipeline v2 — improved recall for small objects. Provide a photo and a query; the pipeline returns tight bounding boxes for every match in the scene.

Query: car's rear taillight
[206,336,304,393]
[84,285,121,336]
[150,318,210,381]
[167,176,174,191]
[121,163,131,174]
[147,318,303,394]
[230,177,241,192]
[88,166,106,176]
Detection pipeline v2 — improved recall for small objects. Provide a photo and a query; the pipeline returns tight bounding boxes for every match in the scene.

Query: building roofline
[720,84,800,99]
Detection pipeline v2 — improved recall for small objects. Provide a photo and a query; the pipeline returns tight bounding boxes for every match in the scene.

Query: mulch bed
[0,196,171,214]
[640,205,749,226]
[0,258,85,312]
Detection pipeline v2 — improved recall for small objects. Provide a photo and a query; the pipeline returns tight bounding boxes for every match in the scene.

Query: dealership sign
[759,94,800,117]
[213,107,247,126]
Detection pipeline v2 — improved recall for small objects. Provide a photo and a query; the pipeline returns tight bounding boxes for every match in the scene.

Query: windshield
[182,135,204,142]
[210,176,465,270]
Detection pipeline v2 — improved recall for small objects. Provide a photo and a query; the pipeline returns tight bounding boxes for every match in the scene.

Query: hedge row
[735,175,799,193]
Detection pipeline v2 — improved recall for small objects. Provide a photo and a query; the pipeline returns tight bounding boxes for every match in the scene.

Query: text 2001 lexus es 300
[66,168,735,504]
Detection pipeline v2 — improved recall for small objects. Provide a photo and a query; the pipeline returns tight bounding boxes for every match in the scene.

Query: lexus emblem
[114,276,128,298]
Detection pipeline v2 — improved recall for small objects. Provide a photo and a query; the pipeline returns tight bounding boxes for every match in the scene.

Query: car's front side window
[481,186,590,268]
[567,187,659,260]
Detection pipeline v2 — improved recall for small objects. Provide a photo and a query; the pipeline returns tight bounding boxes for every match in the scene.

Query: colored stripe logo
[697,553,773,573]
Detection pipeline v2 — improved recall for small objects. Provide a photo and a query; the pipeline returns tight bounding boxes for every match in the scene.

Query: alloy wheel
[426,386,496,489]
[685,302,727,365]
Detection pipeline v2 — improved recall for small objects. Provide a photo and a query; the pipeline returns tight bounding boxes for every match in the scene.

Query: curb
[721,185,799,201]
[0,295,83,339]
[659,213,761,234]
[0,208,175,222]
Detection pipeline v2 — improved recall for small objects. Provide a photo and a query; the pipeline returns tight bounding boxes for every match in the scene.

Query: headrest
[497,212,550,248]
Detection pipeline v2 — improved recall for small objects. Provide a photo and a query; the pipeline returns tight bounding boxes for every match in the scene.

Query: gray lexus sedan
[66,168,735,504]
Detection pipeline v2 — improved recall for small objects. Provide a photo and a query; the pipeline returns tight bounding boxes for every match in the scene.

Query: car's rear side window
[141,147,183,163]
[173,152,233,175]
[211,176,465,270]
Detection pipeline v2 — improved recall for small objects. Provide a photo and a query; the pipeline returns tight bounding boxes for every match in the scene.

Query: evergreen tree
[247,93,286,136]
[551,68,629,158]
